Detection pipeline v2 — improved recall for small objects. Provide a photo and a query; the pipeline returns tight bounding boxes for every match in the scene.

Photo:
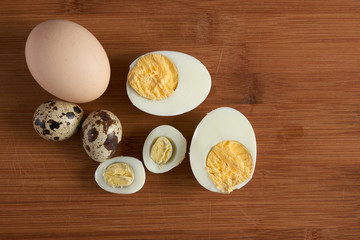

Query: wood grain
[0,1,359,239]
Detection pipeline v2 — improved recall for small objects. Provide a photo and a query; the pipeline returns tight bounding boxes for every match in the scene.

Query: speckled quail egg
[32,99,83,141]
[189,107,257,194]
[143,125,187,173]
[95,156,146,194]
[126,51,211,116]
[81,110,122,162]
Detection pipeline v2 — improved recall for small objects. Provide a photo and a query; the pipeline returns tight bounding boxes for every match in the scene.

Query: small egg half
[189,107,257,194]
[95,156,146,194]
[143,125,187,173]
[126,51,211,116]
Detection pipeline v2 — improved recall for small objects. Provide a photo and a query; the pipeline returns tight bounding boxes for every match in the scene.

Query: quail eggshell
[143,125,187,173]
[25,19,110,103]
[189,107,257,193]
[82,110,122,162]
[95,156,146,194]
[32,99,83,141]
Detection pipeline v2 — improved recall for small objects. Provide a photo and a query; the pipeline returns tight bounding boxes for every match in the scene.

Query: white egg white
[126,51,211,116]
[189,107,257,193]
[143,125,187,173]
[95,156,146,194]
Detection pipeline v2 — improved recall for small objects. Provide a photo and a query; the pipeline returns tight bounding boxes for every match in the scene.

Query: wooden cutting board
[0,1,359,239]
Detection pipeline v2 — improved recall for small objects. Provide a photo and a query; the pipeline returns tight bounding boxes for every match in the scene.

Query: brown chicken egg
[25,19,110,103]
[81,110,122,162]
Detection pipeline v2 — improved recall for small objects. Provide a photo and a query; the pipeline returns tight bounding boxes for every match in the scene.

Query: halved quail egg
[95,156,146,194]
[143,125,187,173]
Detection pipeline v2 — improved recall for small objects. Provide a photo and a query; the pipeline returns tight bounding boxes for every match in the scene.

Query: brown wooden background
[0,1,359,239]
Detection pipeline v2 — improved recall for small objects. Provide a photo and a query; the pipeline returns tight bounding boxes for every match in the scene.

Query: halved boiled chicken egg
[143,125,187,173]
[126,51,211,116]
[95,156,146,194]
[190,107,257,194]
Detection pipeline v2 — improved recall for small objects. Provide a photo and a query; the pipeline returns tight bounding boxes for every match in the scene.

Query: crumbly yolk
[206,140,253,194]
[127,53,178,100]
[103,162,134,187]
[150,136,173,165]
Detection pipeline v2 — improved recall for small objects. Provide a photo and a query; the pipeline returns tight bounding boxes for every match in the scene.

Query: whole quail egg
[95,156,146,194]
[32,99,84,141]
[81,110,122,162]
[143,125,187,173]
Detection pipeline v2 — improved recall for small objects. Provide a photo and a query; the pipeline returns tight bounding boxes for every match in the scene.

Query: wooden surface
[0,1,359,239]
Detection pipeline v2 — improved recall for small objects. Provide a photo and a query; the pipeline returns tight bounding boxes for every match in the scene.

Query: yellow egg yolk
[206,140,253,194]
[127,53,178,100]
[103,162,134,187]
[150,136,173,165]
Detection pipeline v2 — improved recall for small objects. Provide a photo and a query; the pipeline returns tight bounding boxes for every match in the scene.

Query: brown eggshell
[25,19,110,103]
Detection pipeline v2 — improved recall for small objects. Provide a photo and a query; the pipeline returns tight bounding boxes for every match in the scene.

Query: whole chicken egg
[25,19,110,103]
[143,125,187,173]
[126,51,211,116]
[82,110,122,162]
[95,156,146,194]
[189,107,257,194]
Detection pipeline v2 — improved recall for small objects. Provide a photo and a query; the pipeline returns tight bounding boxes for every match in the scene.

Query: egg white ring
[189,107,257,193]
[143,125,187,173]
[95,156,146,194]
[126,51,211,116]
